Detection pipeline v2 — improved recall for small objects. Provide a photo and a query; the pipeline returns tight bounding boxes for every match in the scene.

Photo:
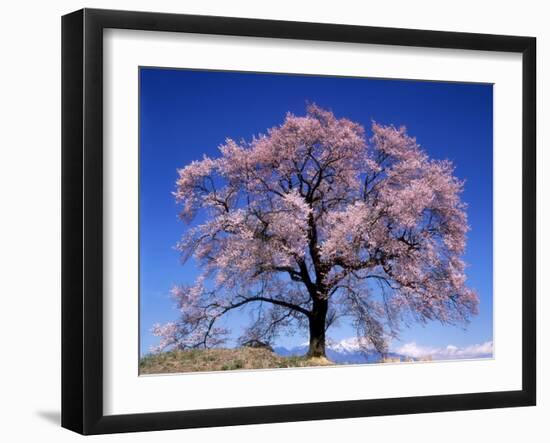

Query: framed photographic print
[61,8,536,435]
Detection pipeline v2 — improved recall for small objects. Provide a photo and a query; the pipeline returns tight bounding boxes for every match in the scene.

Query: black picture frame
[62,8,536,435]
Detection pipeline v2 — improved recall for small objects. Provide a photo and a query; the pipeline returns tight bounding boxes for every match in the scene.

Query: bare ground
[139,348,335,375]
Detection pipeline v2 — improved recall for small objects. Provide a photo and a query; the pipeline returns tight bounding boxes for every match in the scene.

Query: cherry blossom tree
[152,104,479,359]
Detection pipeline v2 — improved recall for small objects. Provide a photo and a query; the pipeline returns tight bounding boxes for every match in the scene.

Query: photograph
[138,68,494,375]
[1,0,544,440]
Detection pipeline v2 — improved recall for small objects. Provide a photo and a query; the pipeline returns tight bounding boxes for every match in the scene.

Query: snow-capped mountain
[273,338,398,364]
[273,338,493,364]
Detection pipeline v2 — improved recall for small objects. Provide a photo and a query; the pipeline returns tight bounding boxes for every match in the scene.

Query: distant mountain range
[273,343,404,364]
[272,337,493,364]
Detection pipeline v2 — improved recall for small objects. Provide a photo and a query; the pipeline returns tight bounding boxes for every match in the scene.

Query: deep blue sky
[139,67,493,357]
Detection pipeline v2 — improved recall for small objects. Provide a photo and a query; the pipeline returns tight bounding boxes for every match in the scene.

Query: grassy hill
[139,347,334,375]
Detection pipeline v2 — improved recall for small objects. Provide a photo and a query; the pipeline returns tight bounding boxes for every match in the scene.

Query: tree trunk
[307,298,328,358]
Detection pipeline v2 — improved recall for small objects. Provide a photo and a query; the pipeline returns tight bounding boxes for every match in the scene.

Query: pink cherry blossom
[152,104,479,358]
